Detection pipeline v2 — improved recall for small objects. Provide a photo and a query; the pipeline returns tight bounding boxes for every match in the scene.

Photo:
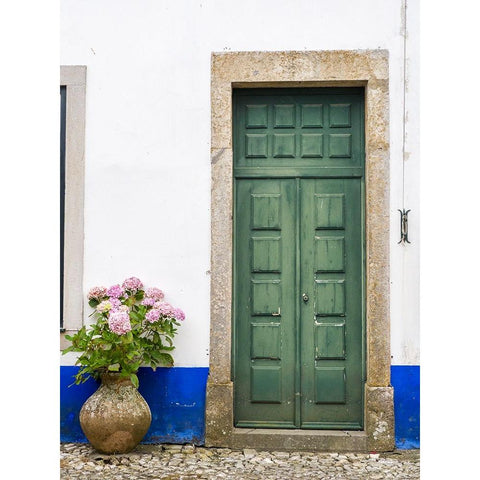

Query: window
[60,85,66,330]
[60,66,86,348]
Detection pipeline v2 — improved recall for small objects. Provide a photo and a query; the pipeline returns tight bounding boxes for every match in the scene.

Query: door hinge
[398,209,411,244]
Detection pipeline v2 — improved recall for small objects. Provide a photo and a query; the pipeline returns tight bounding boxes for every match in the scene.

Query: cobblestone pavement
[60,443,420,479]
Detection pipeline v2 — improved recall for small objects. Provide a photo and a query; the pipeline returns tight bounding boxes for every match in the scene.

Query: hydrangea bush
[62,277,185,388]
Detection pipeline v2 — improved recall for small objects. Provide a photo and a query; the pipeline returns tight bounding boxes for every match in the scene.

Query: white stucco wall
[390,0,420,365]
[60,0,420,367]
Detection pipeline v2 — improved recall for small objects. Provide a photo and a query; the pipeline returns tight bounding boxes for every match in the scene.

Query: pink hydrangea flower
[173,308,185,321]
[141,297,156,307]
[122,276,143,292]
[96,300,112,313]
[108,311,131,335]
[87,286,107,300]
[146,309,161,323]
[112,304,129,314]
[156,302,174,316]
[107,284,124,298]
[145,287,164,301]
[109,298,122,309]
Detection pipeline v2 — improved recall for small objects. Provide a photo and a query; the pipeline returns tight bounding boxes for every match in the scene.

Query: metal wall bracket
[398,209,411,244]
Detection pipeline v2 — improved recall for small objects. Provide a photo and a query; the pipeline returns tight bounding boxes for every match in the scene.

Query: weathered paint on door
[233,89,365,429]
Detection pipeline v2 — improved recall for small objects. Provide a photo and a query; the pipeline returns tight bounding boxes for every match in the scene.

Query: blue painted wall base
[60,366,209,444]
[61,365,419,448]
[391,365,420,449]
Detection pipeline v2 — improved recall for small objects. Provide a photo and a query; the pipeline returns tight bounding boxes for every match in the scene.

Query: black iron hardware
[398,209,411,244]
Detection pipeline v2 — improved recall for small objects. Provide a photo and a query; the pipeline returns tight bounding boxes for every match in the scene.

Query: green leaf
[131,361,142,371]
[130,311,141,322]
[126,350,141,360]
[108,363,120,371]
[159,353,174,367]
[130,374,139,388]
[88,298,100,308]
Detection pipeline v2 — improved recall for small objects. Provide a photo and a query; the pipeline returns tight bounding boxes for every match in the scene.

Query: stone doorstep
[229,428,368,452]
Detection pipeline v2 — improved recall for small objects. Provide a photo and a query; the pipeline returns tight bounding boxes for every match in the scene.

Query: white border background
[420,0,480,477]
[1,1,59,476]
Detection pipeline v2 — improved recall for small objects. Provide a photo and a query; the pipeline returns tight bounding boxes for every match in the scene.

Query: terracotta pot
[79,372,151,454]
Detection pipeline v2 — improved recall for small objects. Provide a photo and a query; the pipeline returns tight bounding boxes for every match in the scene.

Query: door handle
[302,293,309,303]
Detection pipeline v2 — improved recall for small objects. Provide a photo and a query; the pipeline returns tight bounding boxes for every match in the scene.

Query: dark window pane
[60,86,66,331]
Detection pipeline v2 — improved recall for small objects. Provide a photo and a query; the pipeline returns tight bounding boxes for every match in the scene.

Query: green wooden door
[233,89,365,429]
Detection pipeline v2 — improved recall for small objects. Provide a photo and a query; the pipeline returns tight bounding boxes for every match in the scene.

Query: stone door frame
[206,50,394,452]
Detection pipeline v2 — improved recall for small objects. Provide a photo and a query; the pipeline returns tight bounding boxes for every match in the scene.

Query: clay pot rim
[99,371,137,387]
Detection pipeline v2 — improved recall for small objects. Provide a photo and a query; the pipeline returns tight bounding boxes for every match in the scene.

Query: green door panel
[234,179,297,427]
[233,89,365,430]
[234,87,365,178]
[299,178,363,429]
